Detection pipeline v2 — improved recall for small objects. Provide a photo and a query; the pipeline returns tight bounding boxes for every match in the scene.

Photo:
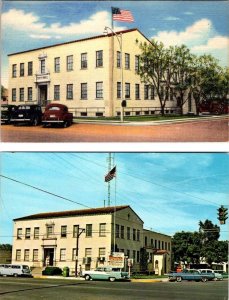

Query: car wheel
[85,275,91,281]
[202,277,208,282]
[176,276,182,282]
[13,273,18,277]
[109,277,116,282]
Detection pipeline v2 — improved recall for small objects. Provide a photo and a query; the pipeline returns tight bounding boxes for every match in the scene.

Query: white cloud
[2,8,125,39]
[164,16,180,21]
[184,11,193,15]
[192,35,229,51]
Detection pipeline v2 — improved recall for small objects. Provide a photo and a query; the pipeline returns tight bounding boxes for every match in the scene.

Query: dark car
[42,103,73,127]
[11,104,42,126]
[199,99,229,115]
[1,104,17,124]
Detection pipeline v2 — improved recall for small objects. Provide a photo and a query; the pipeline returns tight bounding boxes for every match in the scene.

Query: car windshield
[18,106,31,110]
[1,106,9,111]
[22,265,30,270]
[48,106,61,111]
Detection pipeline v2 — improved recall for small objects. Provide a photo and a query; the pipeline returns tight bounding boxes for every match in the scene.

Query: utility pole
[75,227,85,277]
[107,153,114,206]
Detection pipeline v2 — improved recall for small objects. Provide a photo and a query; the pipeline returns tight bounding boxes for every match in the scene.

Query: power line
[0,175,92,209]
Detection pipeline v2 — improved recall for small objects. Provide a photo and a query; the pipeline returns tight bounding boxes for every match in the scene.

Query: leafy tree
[0,244,12,250]
[199,219,220,243]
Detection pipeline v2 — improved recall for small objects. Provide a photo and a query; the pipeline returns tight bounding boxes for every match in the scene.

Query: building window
[125,53,130,69]
[20,63,24,77]
[137,230,140,241]
[24,249,30,261]
[81,53,87,69]
[135,84,140,100]
[127,227,130,240]
[12,64,17,77]
[19,88,24,101]
[54,85,60,101]
[162,241,164,249]
[12,88,16,102]
[115,224,120,238]
[72,248,76,261]
[16,250,21,261]
[34,227,39,239]
[125,83,130,99]
[99,223,106,237]
[47,225,54,238]
[99,247,106,257]
[133,229,136,241]
[33,249,38,261]
[96,82,103,99]
[158,240,161,249]
[145,236,147,246]
[165,242,167,250]
[133,250,136,261]
[28,62,33,76]
[28,87,32,101]
[154,239,157,249]
[86,224,92,237]
[66,84,73,100]
[60,249,66,261]
[61,225,67,238]
[40,59,45,74]
[17,228,22,239]
[96,50,103,67]
[67,55,73,71]
[25,228,31,239]
[73,225,79,238]
[151,239,154,247]
[81,83,87,99]
[137,251,140,263]
[144,85,154,100]
[121,226,124,239]
[135,55,139,72]
[117,82,121,99]
[85,248,92,257]
[168,242,170,251]
[54,57,60,73]
[117,51,121,68]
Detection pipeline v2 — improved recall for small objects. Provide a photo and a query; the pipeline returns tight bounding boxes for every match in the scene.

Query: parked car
[11,104,42,126]
[42,103,73,127]
[199,99,229,115]
[1,104,17,124]
[0,264,32,277]
[81,267,130,282]
[168,269,209,282]
[198,269,223,281]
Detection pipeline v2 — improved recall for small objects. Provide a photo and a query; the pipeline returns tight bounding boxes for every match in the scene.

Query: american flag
[112,7,134,23]
[105,166,116,182]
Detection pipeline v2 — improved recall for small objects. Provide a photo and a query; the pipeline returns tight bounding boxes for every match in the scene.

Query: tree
[199,219,220,243]
[0,244,12,250]
[138,40,175,116]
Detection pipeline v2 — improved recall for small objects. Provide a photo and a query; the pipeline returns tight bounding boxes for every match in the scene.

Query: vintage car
[82,267,130,282]
[11,104,42,126]
[168,269,210,282]
[1,104,17,124]
[199,99,229,115]
[198,269,223,281]
[42,103,73,127]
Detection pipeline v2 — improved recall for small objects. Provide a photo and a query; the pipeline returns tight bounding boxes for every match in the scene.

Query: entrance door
[44,248,54,266]
[39,85,47,106]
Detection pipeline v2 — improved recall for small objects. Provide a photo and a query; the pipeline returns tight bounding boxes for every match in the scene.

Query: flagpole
[111,7,114,30]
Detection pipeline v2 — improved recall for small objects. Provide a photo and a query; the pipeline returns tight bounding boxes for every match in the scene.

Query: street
[1,116,228,142]
[0,277,227,300]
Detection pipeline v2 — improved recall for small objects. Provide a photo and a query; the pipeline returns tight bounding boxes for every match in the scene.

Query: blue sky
[1,1,229,87]
[1,152,229,244]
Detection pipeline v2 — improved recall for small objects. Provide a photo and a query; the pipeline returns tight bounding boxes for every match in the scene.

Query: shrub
[42,267,62,276]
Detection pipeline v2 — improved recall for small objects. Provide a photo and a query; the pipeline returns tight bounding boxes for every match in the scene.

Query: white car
[81,267,129,282]
[198,269,223,281]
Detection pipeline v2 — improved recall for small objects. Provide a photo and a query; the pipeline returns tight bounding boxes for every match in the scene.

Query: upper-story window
[17,228,22,239]
[125,53,130,69]
[81,53,87,69]
[20,63,24,77]
[115,224,120,238]
[47,225,54,238]
[54,57,60,73]
[121,225,124,239]
[86,224,92,237]
[28,62,33,76]
[34,227,39,239]
[145,236,147,246]
[117,51,121,68]
[135,55,140,72]
[67,55,73,71]
[96,50,103,67]
[73,225,79,238]
[40,59,46,74]
[25,228,31,239]
[133,228,136,241]
[96,82,103,99]
[12,64,17,77]
[99,223,106,237]
[61,225,67,238]
[127,227,130,240]
[137,229,140,241]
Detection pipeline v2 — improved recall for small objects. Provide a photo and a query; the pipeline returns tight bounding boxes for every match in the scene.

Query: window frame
[96,50,103,68]
[96,82,103,99]
[67,55,73,71]
[66,84,73,100]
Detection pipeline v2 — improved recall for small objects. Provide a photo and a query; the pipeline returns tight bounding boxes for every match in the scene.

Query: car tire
[85,275,91,281]
[176,276,182,282]
[13,273,18,277]
[202,277,208,282]
[109,277,116,282]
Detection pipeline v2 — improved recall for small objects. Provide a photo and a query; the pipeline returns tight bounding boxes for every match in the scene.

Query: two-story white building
[7,28,193,117]
[12,205,171,275]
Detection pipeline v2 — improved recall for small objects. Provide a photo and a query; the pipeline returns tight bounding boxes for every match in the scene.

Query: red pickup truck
[42,103,73,127]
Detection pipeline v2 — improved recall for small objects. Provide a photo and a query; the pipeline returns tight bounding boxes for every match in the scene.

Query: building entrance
[44,248,54,266]
[38,85,48,106]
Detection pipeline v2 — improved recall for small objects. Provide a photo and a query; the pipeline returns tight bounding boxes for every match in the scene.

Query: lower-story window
[60,248,66,261]
[33,249,38,261]
[12,88,16,102]
[16,249,21,261]
[72,248,76,261]
[66,84,73,100]
[28,87,32,101]
[19,88,24,102]
[54,85,60,101]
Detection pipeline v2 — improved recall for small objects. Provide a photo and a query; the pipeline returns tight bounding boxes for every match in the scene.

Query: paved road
[0,277,227,300]
[1,116,228,142]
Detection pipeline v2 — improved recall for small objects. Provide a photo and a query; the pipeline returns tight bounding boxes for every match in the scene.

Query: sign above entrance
[35,74,50,83]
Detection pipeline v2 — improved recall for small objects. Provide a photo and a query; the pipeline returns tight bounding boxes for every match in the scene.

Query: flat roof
[8,28,148,56]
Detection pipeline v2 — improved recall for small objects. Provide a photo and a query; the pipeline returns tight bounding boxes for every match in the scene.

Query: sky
[1,152,229,244]
[1,0,229,87]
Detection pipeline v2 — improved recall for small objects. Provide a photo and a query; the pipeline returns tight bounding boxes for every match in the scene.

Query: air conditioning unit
[83,257,91,264]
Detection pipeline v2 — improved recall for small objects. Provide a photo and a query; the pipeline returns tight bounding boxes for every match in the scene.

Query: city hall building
[12,205,172,275]
[7,28,192,117]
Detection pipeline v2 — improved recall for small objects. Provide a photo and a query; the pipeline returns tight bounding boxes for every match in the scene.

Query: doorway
[39,85,48,105]
[44,248,54,266]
